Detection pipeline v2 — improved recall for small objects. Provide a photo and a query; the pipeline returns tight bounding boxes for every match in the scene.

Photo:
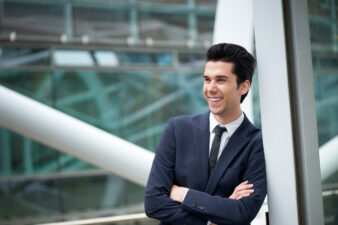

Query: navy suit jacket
[145,112,267,225]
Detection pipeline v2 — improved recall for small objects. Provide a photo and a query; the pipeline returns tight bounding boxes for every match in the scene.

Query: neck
[213,108,242,125]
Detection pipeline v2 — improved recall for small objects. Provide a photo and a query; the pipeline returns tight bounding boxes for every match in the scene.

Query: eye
[204,77,210,82]
[217,79,226,83]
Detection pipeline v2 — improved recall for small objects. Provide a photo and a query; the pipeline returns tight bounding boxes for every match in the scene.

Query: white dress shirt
[209,112,244,159]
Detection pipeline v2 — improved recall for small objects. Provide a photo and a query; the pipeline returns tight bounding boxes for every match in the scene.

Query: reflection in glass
[94,51,119,67]
[54,50,94,67]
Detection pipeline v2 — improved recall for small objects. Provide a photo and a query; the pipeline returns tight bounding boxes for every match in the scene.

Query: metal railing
[37,213,158,225]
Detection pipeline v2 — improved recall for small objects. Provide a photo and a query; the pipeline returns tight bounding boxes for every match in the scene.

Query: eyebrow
[203,75,229,79]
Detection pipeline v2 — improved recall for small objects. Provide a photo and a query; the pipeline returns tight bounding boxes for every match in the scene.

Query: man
[145,43,267,225]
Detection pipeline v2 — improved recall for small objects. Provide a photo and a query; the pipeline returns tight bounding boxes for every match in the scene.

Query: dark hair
[206,43,256,103]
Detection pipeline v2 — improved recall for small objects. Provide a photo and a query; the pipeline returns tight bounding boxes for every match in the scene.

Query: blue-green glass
[139,11,189,41]
[0,0,217,223]
[1,1,64,37]
[73,7,129,40]
[308,0,338,223]
[196,14,215,42]
[0,48,51,67]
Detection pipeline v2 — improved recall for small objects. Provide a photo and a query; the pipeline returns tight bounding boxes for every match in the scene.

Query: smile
[209,97,223,102]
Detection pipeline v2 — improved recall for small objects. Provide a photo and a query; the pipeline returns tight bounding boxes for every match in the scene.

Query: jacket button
[192,203,197,207]
[197,205,204,210]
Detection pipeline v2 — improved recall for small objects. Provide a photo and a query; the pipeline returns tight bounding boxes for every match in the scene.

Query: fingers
[236,183,254,191]
[229,180,255,200]
[234,181,254,192]
[231,189,255,200]
[234,189,255,200]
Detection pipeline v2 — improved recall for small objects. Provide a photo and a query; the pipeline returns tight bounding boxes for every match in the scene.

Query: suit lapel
[205,115,253,194]
[192,112,210,191]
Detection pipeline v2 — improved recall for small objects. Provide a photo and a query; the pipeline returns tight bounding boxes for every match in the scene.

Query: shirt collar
[209,112,244,138]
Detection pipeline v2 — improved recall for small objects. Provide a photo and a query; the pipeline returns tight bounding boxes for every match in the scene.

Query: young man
[145,43,267,225]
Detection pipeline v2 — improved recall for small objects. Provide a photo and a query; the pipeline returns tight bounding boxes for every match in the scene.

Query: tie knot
[214,125,227,137]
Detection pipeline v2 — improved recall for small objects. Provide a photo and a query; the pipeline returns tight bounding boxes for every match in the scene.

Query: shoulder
[241,117,263,146]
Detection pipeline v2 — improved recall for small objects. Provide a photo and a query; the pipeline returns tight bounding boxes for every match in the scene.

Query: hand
[170,184,189,203]
[229,180,254,200]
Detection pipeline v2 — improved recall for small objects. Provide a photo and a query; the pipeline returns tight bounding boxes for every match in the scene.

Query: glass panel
[118,52,173,66]
[0,173,145,224]
[195,0,217,7]
[139,12,188,41]
[0,128,64,176]
[178,52,205,67]
[0,70,52,104]
[53,71,205,151]
[94,51,119,67]
[137,0,187,4]
[307,0,338,224]
[1,1,64,37]
[196,14,214,42]
[0,48,51,67]
[73,6,129,40]
[54,50,94,67]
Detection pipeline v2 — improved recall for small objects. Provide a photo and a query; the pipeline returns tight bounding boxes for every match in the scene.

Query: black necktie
[209,125,227,175]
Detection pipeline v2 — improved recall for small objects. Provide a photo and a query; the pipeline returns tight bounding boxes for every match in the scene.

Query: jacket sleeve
[181,142,267,225]
[144,118,208,225]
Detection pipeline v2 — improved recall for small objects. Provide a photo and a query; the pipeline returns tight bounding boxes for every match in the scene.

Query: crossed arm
[170,181,255,225]
[170,180,254,203]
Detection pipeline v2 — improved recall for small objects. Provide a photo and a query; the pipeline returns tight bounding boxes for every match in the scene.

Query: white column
[253,1,299,224]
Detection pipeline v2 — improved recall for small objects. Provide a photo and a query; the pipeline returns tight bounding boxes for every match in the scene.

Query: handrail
[36,213,157,225]
[319,136,338,180]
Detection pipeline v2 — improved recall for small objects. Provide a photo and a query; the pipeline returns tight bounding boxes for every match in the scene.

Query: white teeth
[210,98,221,102]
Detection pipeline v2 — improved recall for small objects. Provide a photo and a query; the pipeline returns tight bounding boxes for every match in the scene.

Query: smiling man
[145,43,267,225]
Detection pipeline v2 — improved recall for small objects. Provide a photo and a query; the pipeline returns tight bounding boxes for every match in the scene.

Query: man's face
[203,61,249,118]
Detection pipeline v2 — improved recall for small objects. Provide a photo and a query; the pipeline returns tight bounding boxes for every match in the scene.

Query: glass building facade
[0,0,216,224]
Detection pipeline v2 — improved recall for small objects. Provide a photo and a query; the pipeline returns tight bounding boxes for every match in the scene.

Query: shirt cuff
[207,221,211,225]
[182,189,189,202]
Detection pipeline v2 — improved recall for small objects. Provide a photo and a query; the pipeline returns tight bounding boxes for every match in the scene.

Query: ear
[239,80,251,95]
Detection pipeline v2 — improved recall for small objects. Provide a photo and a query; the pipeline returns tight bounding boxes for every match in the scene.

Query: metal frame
[0,0,216,48]
[37,213,156,225]
[284,0,325,224]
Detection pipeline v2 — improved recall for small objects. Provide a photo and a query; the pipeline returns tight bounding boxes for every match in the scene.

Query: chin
[210,109,224,115]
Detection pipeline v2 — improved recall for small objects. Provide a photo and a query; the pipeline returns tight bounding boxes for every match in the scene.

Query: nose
[207,80,217,93]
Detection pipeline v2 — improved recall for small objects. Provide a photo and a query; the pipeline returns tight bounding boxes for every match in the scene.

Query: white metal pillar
[253,0,324,224]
